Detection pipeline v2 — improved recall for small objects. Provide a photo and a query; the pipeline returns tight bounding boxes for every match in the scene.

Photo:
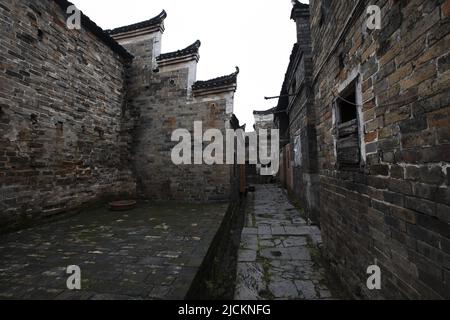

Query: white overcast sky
[71,0,309,129]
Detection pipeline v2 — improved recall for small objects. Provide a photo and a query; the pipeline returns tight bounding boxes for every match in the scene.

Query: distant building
[250,108,277,183]
[253,108,275,131]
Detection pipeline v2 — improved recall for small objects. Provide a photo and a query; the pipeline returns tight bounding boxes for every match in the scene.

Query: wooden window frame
[332,73,365,171]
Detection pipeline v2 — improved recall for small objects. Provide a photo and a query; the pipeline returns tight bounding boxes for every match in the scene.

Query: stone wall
[274,2,320,223]
[110,18,237,203]
[288,3,320,224]
[310,0,449,299]
[0,0,136,227]
[132,68,234,202]
[0,0,239,230]
[252,110,277,184]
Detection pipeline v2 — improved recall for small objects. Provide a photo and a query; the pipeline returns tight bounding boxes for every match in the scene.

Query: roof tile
[156,40,201,61]
[192,67,239,91]
[106,10,167,35]
[53,0,133,61]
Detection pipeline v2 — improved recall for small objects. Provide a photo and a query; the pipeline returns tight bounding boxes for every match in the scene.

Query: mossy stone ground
[0,202,228,300]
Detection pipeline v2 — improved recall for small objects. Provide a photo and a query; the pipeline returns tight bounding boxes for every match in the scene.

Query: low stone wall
[186,196,246,299]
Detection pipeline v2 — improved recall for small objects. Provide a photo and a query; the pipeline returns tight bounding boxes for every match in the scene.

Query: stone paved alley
[235,184,341,300]
[0,203,228,300]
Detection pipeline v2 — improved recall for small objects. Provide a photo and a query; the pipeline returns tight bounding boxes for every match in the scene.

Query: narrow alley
[235,184,343,300]
[1,0,448,303]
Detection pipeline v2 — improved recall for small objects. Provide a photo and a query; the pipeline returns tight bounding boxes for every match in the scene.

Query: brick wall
[131,68,234,202]
[281,3,320,223]
[310,0,449,299]
[287,48,318,217]
[0,0,136,227]
[113,26,236,202]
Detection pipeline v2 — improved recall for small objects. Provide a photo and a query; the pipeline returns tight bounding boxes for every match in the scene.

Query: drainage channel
[186,197,247,300]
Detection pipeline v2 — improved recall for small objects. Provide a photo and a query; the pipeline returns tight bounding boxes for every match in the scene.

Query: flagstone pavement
[0,202,228,300]
[235,184,339,300]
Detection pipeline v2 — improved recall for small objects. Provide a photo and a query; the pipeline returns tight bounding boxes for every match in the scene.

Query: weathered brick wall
[0,0,136,227]
[116,30,235,202]
[283,4,320,223]
[310,0,449,298]
[286,49,320,224]
[132,68,234,202]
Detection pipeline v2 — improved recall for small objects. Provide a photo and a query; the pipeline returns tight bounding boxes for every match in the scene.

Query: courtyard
[0,202,228,300]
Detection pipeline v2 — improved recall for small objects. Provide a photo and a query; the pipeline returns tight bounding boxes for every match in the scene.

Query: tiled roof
[253,107,276,115]
[156,40,201,61]
[106,10,167,35]
[192,67,239,91]
[53,0,133,61]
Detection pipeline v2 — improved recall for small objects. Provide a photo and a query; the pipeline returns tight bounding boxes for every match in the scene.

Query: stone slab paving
[235,184,335,300]
[0,202,228,300]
